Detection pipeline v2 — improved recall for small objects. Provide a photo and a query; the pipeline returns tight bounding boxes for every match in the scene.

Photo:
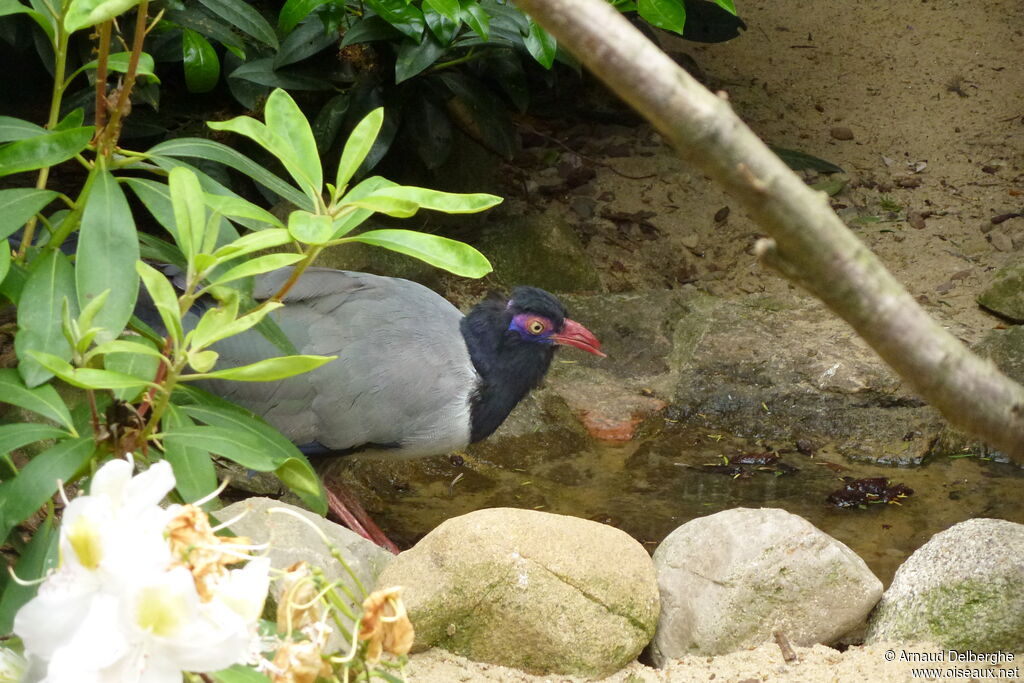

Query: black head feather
[461,286,570,443]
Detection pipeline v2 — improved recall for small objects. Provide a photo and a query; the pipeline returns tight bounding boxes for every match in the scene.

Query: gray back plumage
[205,269,477,456]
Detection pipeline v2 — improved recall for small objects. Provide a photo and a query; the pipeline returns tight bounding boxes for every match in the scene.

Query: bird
[196,268,605,548]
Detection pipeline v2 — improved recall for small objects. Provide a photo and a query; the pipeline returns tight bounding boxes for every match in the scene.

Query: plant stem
[268,246,323,303]
[17,19,72,262]
[93,21,112,136]
[96,0,149,158]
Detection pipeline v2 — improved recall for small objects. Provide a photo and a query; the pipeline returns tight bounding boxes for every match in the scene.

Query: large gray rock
[221,497,394,638]
[375,507,659,679]
[866,518,1024,651]
[978,262,1024,322]
[651,507,882,664]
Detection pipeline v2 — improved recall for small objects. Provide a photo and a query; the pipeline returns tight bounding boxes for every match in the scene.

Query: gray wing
[204,269,477,456]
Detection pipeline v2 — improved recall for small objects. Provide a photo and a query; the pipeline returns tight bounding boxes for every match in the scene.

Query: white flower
[14,458,270,683]
[0,647,26,682]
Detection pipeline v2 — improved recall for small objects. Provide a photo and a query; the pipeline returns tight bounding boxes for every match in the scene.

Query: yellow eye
[527,319,546,335]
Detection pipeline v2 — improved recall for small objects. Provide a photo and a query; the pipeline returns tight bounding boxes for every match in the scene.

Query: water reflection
[341,424,1024,586]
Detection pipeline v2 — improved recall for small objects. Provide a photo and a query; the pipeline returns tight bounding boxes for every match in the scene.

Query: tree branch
[515,0,1024,462]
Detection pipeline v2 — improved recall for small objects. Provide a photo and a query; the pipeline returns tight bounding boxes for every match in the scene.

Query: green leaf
[136,260,184,344]
[0,423,71,462]
[162,404,219,509]
[162,422,325,513]
[30,351,156,391]
[0,127,93,178]
[275,17,338,69]
[228,57,334,92]
[288,210,335,245]
[0,116,45,143]
[64,0,141,33]
[363,185,502,214]
[365,0,424,40]
[211,228,292,261]
[714,0,737,15]
[101,337,162,401]
[637,0,686,33]
[344,194,419,218]
[199,0,278,49]
[0,437,95,543]
[263,89,322,200]
[0,189,60,241]
[278,0,329,34]
[395,34,445,83]
[331,175,396,238]
[0,369,77,432]
[424,0,459,21]
[0,239,8,286]
[211,664,273,683]
[55,109,86,131]
[207,253,304,287]
[148,138,310,209]
[424,5,459,45]
[523,19,557,69]
[189,300,282,350]
[77,169,139,343]
[183,29,221,94]
[341,229,491,278]
[335,108,384,193]
[204,194,285,231]
[0,511,58,634]
[458,0,489,39]
[183,354,334,382]
[72,51,159,85]
[169,166,208,262]
[0,0,55,41]
[15,249,77,387]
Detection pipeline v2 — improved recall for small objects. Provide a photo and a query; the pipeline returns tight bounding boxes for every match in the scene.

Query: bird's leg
[325,483,401,555]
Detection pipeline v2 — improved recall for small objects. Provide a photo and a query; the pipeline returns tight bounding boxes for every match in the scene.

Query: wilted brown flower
[165,504,251,601]
[270,639,330,683]
[276,561,322,634]
[358,586,414,663]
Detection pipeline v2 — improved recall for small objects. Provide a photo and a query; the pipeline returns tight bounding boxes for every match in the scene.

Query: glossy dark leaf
[15,249,77,387]
[228,57,334,91]
[406,94,453,170]
[0,127,93,178]
[637,0,686,33]
[365,0,425,40]
[425,0,459,21]
[165,7,245,54]
[424,6,459,45]
[278,0,330,34]
[523,19,556,68]
[458,0,489,39]
[0,437,95,543]
[395,33,445,83]
[339,15,403,47]
[274,17,337,68]
[312,93,349,154]
[183,28,221,93]
[439,72,519,159]
[76,170,139,343]
[0,0,54,41]
[198,0,278,49]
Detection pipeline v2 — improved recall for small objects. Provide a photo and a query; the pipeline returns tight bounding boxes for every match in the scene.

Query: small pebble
[830,126,854,140]
[713,206,731,223]
[990,232,1013,252]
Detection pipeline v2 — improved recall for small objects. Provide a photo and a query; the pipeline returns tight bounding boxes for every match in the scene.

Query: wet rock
[477,212,602,293]
[375,507,659,678]
[222,497,394,643]
[989,231,1014,252]
[650,508,882,663]
[977,261,1024,322]
[865,518,1024,651]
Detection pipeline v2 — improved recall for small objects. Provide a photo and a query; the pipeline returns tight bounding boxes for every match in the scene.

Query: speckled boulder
[651,507,882,664]
[866,518,1024,651]
[978,262,1024,322]
[374,507,659,679]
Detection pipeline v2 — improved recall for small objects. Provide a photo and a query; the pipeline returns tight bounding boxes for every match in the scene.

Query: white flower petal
[123,460,175,512]
[15,571,96,659]
[87,459,133,503]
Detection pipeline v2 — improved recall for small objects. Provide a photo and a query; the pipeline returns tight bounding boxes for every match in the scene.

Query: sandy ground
[407,641,1022,682]
[408,0,1023,681]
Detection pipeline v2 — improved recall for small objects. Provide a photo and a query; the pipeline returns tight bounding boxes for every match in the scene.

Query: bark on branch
[515,0,1024,462]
